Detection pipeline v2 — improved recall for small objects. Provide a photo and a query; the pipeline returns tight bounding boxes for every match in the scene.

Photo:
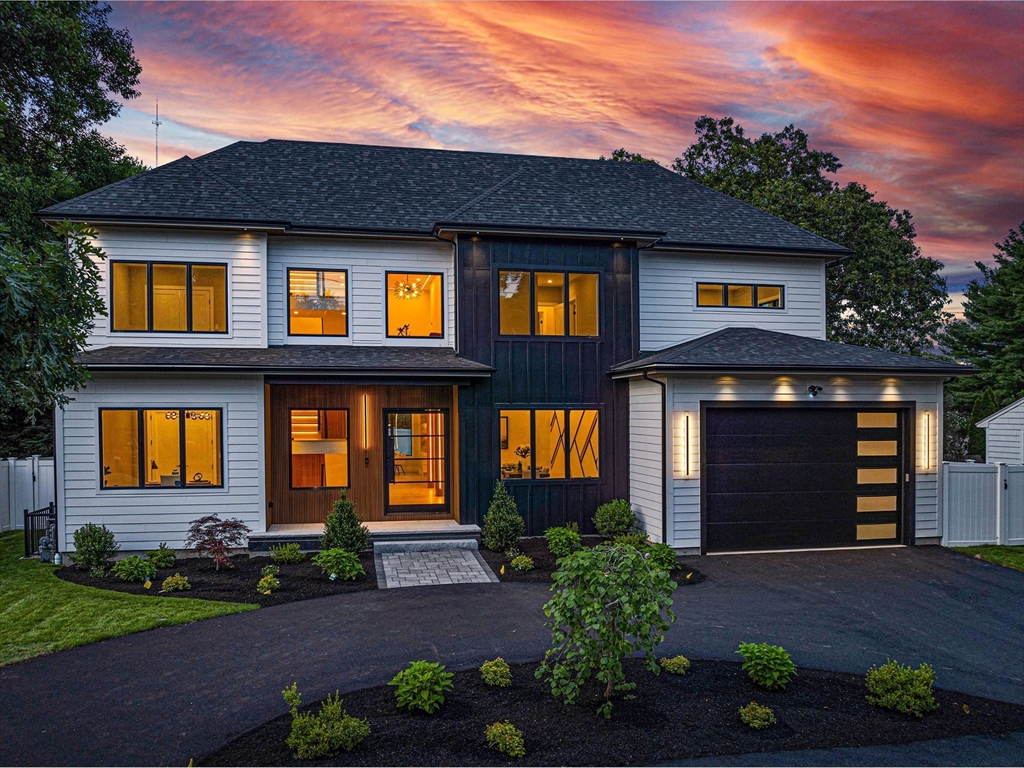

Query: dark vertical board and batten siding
[457,237,637,534]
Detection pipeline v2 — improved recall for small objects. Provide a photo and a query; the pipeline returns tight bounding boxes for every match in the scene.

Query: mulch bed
[201,658,1024,766]
[479,536,705,586]
[55,552,377,606]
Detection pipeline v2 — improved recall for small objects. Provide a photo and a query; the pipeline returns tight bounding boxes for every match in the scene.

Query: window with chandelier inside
[386,272,444,338]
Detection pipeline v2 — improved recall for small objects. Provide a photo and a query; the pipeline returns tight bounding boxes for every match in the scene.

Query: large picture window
[499,408,599,480]
[288,269,348,336]
[696,282,784,309]
[100,408,223,489]
[499,270,599,337]
[290,409,349,488]
[111,261,228,332]
[386,272,444,338]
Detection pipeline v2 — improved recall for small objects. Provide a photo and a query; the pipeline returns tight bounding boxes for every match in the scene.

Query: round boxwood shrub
[739,701,776,730]
[865,659,939,717]
[545,525,582,558]
[480,657,512,687]
[161,573,191,592]
[72,522,119,571]
[485,721,525,758]
[594,499,637,537]
[481,480,525,552]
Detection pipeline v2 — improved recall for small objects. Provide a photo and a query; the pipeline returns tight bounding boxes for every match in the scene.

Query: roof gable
[976,396,1024,428]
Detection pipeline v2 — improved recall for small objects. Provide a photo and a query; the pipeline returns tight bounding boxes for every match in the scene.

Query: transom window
[100,408,223,489]
[499,270,599,336]
[386,272,444,338]
[288,269,348,336]
[499,408,599,480]
[111,261,228,332]
[696,282,784,309]
[290,409,349,488]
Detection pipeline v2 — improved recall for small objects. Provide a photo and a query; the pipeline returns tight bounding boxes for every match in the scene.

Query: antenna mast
[152,100,163,166]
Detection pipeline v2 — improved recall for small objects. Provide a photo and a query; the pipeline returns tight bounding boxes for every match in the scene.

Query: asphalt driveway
[1,546,1021,766]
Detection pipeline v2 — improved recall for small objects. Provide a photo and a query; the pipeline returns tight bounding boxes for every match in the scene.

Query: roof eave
[649,241,851,260]
[434,223,664,247]
[82,363,494,377]
[36,213,290,233]
[610,364,973,379]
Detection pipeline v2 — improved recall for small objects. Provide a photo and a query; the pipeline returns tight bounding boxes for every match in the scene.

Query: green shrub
[536,544,676,717]
[738,701,776,730]
[389,660,454,714]
[145,543,176,569]
[736,642,797,691]
[647,543,678,573]
[865,660,939,718]
[270,542,306,564]
[480,657,512,687]
[312,548,365,580]
[510,554,534,571]
[257,573,279,595]
[161,573,191,592]
[320,490,371,553]
[660,655,690,675]
[282,683,369,759]
[613,532,650,549]
[594,499,637,537]
[72,523,119,570]
[261,563,280,577]
[482,480,525,552]
[545,525,582,558]
[112,555,157,582]
[485,721,525,758]
[89,566,106,578]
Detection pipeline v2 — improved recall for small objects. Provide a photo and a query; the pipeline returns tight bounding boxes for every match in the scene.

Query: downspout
[642,371,668,545]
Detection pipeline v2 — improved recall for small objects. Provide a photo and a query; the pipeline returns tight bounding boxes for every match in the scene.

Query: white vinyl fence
[0,456,56,532]
[943,462,1024,547]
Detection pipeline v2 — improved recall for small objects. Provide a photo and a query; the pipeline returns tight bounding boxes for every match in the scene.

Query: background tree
[0,1,144,455]
[600,148,659,164]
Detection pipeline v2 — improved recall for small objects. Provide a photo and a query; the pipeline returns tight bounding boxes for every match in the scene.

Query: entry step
[248,521,480,552]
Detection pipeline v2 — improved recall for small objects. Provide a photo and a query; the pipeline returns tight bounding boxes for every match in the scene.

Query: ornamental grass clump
[865,659,939,718]
[482,480,525,552]
[536,543,676,717]
[184,514,250,570]
[72,522,119,570]
[485,721,525,758]
[738,701,776,730]
[312,548,365,580]
[737,642,797,691]
[161,573,191,592]
[112,555,156,582]
[544,524,582,558]
[270,542,305,564]
[480,657,512,687]
[660,655,691,675]
[282,683,369,759]
[594,499,637,537]
[144,543,176,569]
[389,660,454,714]
[320,490,371,553]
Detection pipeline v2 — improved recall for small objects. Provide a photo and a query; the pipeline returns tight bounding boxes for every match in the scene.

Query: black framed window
[111,261,228,332]
[287,269,348,336]
[696,282,784,309]
[289,409,350,489]
[498,408,599,480]
[100,408,223,489]
[385,272,444,338]
[498,270,599,337]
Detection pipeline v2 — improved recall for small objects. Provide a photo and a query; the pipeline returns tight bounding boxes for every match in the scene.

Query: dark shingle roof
[40,140,848,255]
[78,345,493,376]
[610,328,972,376]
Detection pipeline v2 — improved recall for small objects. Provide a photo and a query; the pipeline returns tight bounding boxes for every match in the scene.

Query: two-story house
[39,140,967,555]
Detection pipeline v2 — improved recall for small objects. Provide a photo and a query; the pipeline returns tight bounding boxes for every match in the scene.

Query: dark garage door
[703,407,910,553]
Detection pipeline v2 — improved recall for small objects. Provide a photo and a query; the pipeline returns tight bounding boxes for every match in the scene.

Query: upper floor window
[499,270,599,337]
[111,261,227,333]
[288,269,348,336]
[696,282,784,309]
[386,272,443,338]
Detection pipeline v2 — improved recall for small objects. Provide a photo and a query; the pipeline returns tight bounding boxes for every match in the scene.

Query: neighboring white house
[977,397,1024,465]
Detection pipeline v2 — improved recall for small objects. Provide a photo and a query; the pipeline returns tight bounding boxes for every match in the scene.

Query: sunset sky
[103,1,1024,310]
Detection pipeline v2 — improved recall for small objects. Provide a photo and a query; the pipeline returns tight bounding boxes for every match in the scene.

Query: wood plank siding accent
[267,383,456,524]
[456,237,637,534]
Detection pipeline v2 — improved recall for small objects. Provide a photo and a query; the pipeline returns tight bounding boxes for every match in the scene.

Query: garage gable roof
[975,396,1024,428]
[610,327,973,377]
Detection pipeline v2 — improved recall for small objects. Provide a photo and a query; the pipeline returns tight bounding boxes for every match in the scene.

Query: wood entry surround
[268,383,458,525]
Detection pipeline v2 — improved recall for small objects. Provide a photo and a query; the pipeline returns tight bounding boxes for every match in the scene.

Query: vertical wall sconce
[921,410,931,470]
[362,394,369,449]
[683,413,690,476]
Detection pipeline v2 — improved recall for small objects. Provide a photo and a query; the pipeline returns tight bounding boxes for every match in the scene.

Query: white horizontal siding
[267,237,455,347]
[57,373,265,552]
[639,251,826,351]
[984,401,1024,464]
[629,378,663,542]
[86,227,266,348]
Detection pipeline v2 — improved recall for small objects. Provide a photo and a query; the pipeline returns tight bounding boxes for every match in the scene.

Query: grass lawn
[953,545,1024,572]
[0,531,257,667]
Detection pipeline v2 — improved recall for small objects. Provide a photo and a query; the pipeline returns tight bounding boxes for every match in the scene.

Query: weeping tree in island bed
[535,543,677,717]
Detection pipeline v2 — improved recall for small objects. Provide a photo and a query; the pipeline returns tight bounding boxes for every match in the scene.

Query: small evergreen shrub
[161,573,191,592]
[184,514,250,570]
[112,555,157,582]
[389,660,454,714]
[282,683,369,759]
[270,542,306,564]
[480,658,512,687]
[257,573,280,595]
[738,702,776,730]
[647,542,678,573]
[312,548,365,580]
[72,523,119,570]
[261,563,280,577]
[660,655,690,675]
[737,642,797,691]
[865,660,939,718]
[545,525,582,558]
[594,499,637,537]
[89,566,106,578]
[145,543,176,569]
[481,480,525,552]
[485,721,525,758]
[320,490,371,553]
[613,532,650,549]
[510,554,534,571]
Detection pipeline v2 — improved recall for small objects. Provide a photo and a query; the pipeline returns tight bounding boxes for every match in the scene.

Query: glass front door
[384,409,448,514]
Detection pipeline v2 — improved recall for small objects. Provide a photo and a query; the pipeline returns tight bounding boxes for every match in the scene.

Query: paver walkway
[378,548,497,587]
